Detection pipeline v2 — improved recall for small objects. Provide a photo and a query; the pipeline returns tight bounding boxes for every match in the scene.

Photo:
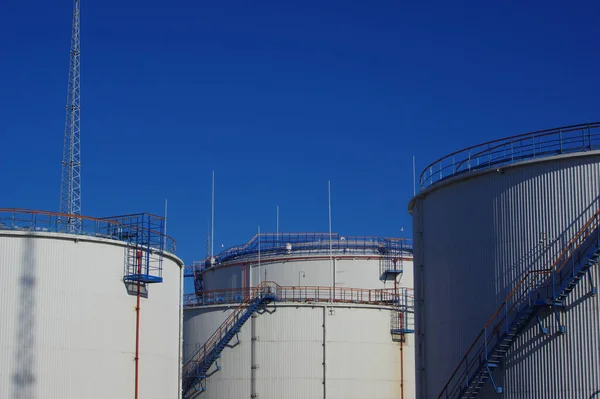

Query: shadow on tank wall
[11,236,36,399]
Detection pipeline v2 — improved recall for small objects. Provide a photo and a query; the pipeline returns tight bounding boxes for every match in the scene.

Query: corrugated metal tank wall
[184,303,414,399]
[202,256,413,291]
[0,231,183,399]
[410,152,600,398]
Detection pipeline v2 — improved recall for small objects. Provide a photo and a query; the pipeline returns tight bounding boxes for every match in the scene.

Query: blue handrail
[420,122,600,190]
[191,233,412,271]
[0,208,176,252]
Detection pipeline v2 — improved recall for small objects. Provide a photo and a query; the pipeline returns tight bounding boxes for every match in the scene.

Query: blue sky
[1,0,600,280]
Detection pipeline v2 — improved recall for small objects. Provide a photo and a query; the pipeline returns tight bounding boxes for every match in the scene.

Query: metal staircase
[182,282,279,398]
[438,209,600,399]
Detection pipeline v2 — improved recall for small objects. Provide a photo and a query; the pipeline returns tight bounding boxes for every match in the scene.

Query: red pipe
[395,278,404,399]
[400,330,404,399]
[135,250,142,399]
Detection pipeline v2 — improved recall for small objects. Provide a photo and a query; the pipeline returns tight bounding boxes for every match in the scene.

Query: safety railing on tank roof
[199,233,412,267]
[0,208,176,252]
[184,285,414,308]
[438,208,600,398]
[420,122,600,190]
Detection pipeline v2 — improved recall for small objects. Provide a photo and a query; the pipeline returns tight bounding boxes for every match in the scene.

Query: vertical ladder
[116,214,165,284]
[391,288,415,341]
[379,238,406,281]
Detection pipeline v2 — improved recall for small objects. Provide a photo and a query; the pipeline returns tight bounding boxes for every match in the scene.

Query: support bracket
[536,315,548,335]
[194,376,206,393]
[553,305,566,334]
[485,363,503,394]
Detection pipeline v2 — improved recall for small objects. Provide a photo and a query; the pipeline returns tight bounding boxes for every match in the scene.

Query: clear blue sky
[1,0,599,277]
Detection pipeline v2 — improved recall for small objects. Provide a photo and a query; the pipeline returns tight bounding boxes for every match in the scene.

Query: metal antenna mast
[60,0,82,230]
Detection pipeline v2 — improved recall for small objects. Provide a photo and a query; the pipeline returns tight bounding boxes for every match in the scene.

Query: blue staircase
[439,210,600,399]
[182,282,278,398]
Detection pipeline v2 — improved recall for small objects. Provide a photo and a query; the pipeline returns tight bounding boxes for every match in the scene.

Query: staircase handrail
[182,281,281,378]
[438,208,600,398]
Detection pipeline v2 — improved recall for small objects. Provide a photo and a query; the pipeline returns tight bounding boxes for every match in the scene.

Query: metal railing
[184,285,414,308]
[183,260,207,279]
[420,122,600,190]
[438,208,600,398]
[187,233,412,274]
[0,208,176,252]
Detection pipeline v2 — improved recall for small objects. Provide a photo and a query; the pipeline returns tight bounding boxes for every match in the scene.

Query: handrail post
[511,141,514,162]
[429,166,432,186]
[484,327,488,362]
[464,354,469,388]
[597,216,600,247]
[559,128,563,153]
[552,269,556,299]
[467,149,471,170]
[505,304,508,334]
[572,246,576,280]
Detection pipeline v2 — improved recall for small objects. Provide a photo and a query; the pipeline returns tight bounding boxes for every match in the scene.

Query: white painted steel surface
[189,238,415,398]
[202,256,414,292]
[410,151,600,398]
[0,230,183,399]
[183,303,415,399]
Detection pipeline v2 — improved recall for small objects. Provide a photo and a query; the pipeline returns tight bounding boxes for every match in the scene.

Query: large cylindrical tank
[410,123,600,398]
[0,209,183,399]
[183,233,415,399]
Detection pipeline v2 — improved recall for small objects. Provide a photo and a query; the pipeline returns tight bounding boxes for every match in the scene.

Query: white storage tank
[182,233,415,399]
[0,209,183,399]
[409,122,600,398]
